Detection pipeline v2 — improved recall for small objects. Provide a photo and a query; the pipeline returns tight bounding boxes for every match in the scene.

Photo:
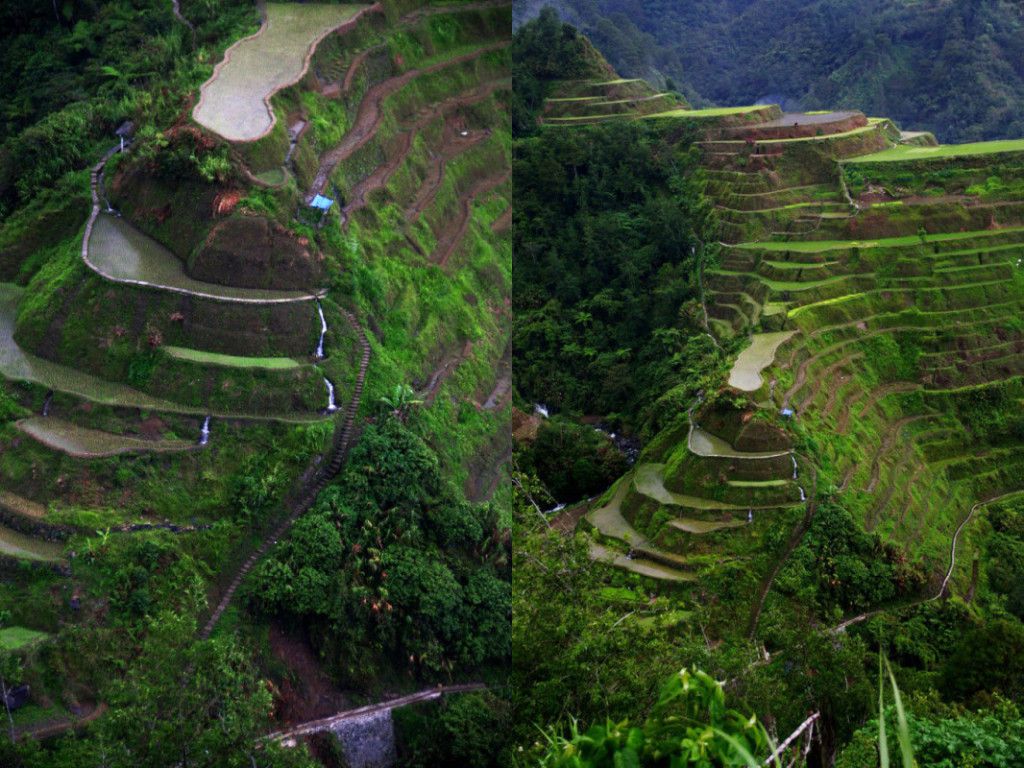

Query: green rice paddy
[0,523,62,562]
[193,3,363,141]
[634,463,743,510]
[163,346,301,370]
[87,214,320,303]
[0,490,46,519]
[734,227,1024,253]
[848,138,1024,163]
[0,627,50,651]
[16,417,195,458]
[645,105,768,120]
[688,427,792,460]
[0,284,326,422]
[728,331,797,391]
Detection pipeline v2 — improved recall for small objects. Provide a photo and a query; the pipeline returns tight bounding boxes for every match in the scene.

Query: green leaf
[878,653,890,768]
[884,656,916,768]
[613,746,641,768]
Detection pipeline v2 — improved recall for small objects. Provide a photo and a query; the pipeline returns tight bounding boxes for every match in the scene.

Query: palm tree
[379,384,423,422]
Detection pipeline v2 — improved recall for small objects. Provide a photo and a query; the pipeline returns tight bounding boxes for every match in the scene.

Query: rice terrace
[512,8,1024,764]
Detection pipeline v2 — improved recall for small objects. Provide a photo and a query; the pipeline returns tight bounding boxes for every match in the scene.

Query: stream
[198,416,211,446]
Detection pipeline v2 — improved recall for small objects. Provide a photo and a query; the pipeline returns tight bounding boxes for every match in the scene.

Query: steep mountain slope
[0,1,510,761]
[516,0,1024,144]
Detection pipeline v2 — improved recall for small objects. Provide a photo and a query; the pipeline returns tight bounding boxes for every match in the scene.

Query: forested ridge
[514,0,1024,143]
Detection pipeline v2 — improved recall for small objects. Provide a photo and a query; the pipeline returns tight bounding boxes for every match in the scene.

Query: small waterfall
[198,416,211,446]
[534,403,549,418]
[315,301,327,359]
[791,454,798,480]
[41,391,53,417]
[324,378,338,412]
[799,486,806,502]
[747,509,753,523]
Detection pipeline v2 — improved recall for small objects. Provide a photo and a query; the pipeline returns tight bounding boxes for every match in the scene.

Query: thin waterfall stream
[198,416,211,446]
[324,378,338,412]
[315,301,327,359]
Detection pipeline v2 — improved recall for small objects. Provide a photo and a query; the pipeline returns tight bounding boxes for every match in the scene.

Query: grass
[0,626,49,651]
[163,346,301,370]
[848,138,1024,163]
[193,3,364,142]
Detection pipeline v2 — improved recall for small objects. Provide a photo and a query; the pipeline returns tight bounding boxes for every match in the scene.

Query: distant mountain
[515,0,1024,143]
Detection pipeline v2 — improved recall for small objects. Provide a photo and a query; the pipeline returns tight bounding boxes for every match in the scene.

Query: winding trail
[199,309,372,639]
[169,0,195,45]
[491,206,511,233]
[832,491,1024,633]
[306,41,509,201]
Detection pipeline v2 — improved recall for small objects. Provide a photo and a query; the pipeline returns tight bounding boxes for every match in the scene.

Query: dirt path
[267,684,487,742]
[341,48,372,94]
[199,309,372,639]
[404,109,501,221]
[837,381,918,434]
[417,344,470,405]
[307,41,508,201]
[491,205,511,233]
[431,170,510,266]
[482,369,511,411]
[170,0,195,46]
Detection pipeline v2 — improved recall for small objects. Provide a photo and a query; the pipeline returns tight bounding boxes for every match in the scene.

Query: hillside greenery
[511,12,1024,767]
[516,0,1024,143]
[513,117,722,432]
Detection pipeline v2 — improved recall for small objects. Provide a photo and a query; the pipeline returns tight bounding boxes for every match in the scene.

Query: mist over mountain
[515,0,1024,143]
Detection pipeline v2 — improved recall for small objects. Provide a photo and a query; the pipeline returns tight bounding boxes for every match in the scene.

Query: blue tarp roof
[310,195,334,211]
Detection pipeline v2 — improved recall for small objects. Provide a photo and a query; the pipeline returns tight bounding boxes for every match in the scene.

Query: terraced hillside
[0,0,510,742]
[558,74,1024,639]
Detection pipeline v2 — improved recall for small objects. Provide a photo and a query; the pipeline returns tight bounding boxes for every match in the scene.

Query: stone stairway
[199,307,372,639]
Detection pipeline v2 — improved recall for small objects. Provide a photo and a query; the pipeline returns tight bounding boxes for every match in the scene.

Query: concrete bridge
[267,683,486,768]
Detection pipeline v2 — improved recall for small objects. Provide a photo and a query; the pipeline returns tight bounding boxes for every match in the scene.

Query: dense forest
[514,0,1024,143]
